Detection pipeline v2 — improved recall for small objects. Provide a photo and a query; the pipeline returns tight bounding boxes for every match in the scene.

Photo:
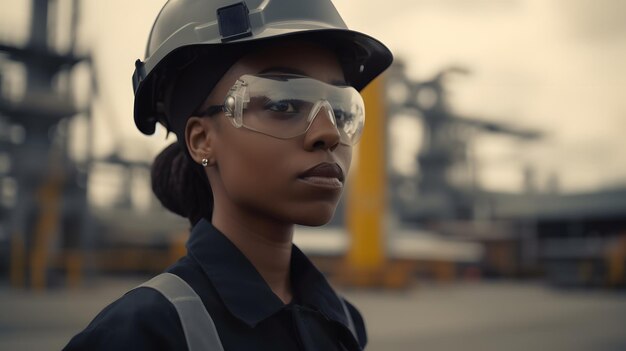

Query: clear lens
[223,74,365,145]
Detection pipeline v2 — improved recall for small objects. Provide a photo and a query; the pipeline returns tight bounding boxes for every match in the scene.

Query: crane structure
[385,61,542,221]
[0,0,93,289]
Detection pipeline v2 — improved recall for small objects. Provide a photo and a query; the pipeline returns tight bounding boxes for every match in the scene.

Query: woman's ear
[185,116,216,166]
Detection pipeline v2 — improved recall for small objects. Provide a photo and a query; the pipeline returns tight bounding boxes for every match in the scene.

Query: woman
[65,0,392,350]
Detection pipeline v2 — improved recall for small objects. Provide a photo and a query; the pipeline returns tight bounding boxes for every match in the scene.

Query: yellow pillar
[344,76,387,286]
[65,250,83,288]
[10,232,25,288]
[30,174,62,291]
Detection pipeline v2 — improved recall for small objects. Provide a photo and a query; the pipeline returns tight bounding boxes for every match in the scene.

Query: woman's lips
[298,162,344,188]
[299,176,343,188]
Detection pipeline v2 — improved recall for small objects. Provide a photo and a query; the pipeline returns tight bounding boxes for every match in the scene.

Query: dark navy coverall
[64,219,367,350]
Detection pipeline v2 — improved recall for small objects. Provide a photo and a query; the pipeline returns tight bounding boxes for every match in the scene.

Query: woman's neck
[211,206,294,304]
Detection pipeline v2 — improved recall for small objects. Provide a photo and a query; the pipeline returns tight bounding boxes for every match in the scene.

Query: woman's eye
[265,100,298,113]
[333,109,349,125]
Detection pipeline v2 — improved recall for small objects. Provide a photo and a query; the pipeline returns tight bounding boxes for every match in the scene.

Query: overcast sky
[1,0,625,193]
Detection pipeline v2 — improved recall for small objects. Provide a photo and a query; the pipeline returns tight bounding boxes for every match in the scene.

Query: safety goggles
[202,74,365,146]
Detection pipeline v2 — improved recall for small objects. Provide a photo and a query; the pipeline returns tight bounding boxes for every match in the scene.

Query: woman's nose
[303,103,341,151]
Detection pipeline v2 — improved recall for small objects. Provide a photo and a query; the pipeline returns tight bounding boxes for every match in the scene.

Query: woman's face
[195,41,353,226]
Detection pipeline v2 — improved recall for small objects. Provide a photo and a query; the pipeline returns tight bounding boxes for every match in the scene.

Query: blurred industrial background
[1,0,625,350]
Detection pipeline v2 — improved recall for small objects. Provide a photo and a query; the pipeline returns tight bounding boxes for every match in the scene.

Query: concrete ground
[1,277,625,351]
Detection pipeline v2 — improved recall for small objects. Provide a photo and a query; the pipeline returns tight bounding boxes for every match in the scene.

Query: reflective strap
[138,273,224,351]
[338,296,357,340]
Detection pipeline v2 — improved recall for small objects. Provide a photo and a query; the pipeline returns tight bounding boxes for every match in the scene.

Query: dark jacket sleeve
[344,299,367,349]
[63,287,187,351]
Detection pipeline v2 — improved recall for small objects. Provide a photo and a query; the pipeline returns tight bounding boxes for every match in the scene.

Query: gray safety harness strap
[138,273,224,351]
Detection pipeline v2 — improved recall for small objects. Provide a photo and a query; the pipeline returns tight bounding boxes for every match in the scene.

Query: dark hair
[151,142,213,226]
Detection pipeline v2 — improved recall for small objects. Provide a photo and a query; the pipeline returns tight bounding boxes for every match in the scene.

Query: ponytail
[151,142,213,226]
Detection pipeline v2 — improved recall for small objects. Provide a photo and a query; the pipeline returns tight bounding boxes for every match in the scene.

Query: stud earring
[201,158,209,167]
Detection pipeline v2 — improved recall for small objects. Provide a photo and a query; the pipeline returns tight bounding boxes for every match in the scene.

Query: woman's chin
[290,205,337,227]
